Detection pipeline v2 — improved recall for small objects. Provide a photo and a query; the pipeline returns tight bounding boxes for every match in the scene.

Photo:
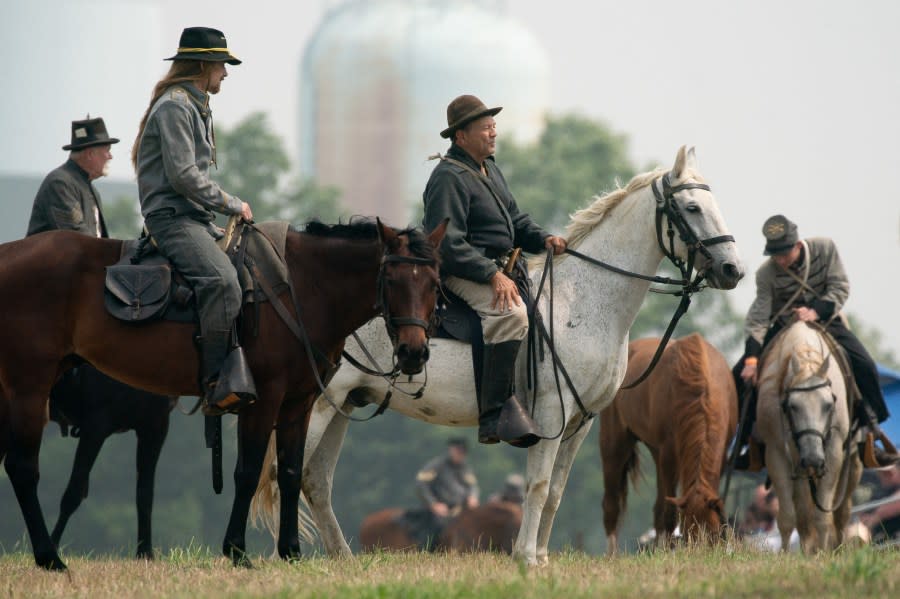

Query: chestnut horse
[359,501,522,554]
[600,334,737,552]
[0,217,445,570]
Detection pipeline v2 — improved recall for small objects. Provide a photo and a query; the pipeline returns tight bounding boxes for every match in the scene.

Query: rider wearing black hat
[28,117,119,237]
[132,27,254,415]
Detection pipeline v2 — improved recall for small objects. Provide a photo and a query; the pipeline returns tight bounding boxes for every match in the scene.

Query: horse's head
[781,349,838,478]
[375,218,447,375]
[654,146,744,290]
[667,488,725,545]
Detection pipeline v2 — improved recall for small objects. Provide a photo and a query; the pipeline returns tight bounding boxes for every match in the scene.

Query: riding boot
[856,403,900,469]
[478,340,539,448]
[198,331,257,416]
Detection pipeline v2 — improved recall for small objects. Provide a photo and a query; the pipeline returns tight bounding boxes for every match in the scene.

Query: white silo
[299,0,551,226]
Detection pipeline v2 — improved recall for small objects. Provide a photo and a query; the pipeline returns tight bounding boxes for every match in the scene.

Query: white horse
[255,146,744,565]
[756,320,862,553]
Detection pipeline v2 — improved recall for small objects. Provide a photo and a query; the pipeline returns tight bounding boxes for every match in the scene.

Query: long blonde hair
[131,60,208,170]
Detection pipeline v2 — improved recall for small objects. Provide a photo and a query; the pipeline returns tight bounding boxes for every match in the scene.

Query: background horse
[48,365,177,559]
[359,501,522,554]
[0,218,445,570]
[254,146,744,565]
[599,334,737,553]
[756,320,862,553]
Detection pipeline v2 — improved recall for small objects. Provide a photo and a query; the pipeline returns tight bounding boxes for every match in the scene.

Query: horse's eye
[685,203,701,213]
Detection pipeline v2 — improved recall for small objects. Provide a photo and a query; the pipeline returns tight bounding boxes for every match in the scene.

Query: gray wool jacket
[422,144,549,283]
[27,159,107,238]
[744,237,849,356]
[136,84,242,222]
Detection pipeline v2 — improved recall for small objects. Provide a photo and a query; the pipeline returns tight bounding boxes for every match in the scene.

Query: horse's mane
[564,168,666,249]
[302,218,439,264]
[671,334,725,498]
[564,165,707,250]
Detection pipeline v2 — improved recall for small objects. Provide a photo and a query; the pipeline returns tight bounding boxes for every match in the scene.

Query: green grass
[1,545,898,599]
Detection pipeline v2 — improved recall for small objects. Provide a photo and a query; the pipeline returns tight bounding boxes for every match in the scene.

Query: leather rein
[525,173,734,442]
[241,223,439,424]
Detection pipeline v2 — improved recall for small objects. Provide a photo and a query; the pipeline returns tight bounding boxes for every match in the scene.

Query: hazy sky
[3,0,899,357]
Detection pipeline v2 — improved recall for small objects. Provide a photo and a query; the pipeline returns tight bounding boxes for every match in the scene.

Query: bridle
[780,368,856,513]
[527,172,736,442]
[330,246,440,422]
[781,378,836,449]
[375,253,440,342]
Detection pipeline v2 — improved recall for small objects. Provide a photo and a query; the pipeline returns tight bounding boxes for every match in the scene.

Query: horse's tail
[250,432,318,547]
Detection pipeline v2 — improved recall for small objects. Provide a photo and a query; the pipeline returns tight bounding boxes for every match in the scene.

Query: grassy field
[1,545,898,599]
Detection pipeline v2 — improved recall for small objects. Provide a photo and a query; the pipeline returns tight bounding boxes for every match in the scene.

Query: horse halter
[375,252,439,342]
[651,173,734,287]
[781,377,836,446]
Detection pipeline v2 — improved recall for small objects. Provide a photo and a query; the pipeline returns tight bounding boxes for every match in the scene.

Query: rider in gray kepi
[732,214,898,469]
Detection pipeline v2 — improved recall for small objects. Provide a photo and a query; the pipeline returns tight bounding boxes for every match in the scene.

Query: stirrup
[862,432,900,469]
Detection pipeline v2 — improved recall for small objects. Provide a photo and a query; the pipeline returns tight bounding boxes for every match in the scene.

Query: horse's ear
[376,217,400,250]
[671,145,698,180]
[427,218,449,249]
[665,495,686,509]
[817,354,831,378]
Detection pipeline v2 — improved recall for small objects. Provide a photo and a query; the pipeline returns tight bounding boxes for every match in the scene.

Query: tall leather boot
[198,331,257,416]
[478,340,539,448]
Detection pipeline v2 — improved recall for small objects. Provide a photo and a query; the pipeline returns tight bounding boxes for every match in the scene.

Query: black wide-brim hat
[440,94,502,139]
[165,26,241,65]
[762,214,799,255]
[62,117,120,151]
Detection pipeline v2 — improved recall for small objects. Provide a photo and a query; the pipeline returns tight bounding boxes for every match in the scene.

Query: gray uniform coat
[27,159,107,238]
[744,237,849,356]
[415,455,479,510]
[422,144,549,283]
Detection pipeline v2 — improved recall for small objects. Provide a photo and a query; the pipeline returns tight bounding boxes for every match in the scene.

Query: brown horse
[359,501,522,554]
[0,217,446,570]
[600,334,738,552]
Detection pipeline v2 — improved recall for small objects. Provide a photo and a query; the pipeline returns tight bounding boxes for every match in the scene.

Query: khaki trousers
[443,275,528,344]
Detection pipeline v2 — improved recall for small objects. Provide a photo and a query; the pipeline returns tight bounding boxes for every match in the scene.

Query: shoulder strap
[437,154,514,239]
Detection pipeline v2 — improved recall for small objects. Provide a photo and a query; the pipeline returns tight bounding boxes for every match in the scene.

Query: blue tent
[878,363,900,444]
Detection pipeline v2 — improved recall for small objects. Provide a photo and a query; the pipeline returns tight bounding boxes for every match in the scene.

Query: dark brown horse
[47,365,177,559]
[0,218,446,570]
[359,501,522,554]
[600,334,738,553]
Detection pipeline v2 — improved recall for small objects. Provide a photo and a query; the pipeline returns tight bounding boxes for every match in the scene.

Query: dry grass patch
[1,545,898,599]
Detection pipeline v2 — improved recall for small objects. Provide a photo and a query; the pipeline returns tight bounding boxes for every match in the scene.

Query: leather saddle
[104,221,291,324]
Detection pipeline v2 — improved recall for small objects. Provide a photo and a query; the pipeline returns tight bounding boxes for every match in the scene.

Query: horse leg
[513,435,562,566]
[535,421,594,563]
[133,411,170,560]
[223,387,283,568]
[834,455,862,547]
[275,393,314,561]
[5,390,65,570]
[50,430,107,549]
[302,402,353,557]
[600,415,636,555]
[653,448,678,548]
[769,458,798,552]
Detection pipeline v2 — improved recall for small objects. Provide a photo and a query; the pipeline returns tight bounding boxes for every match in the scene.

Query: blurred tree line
[1,111,894,559]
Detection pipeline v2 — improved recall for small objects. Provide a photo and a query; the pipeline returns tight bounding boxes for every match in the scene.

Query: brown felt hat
[762,214,799,256]
[440,94,502,139]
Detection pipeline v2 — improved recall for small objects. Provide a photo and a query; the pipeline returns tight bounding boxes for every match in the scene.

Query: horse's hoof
[232,554,254,569]
[279,546,303,563]
[36,554,67,571]
[135,549,155,561]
